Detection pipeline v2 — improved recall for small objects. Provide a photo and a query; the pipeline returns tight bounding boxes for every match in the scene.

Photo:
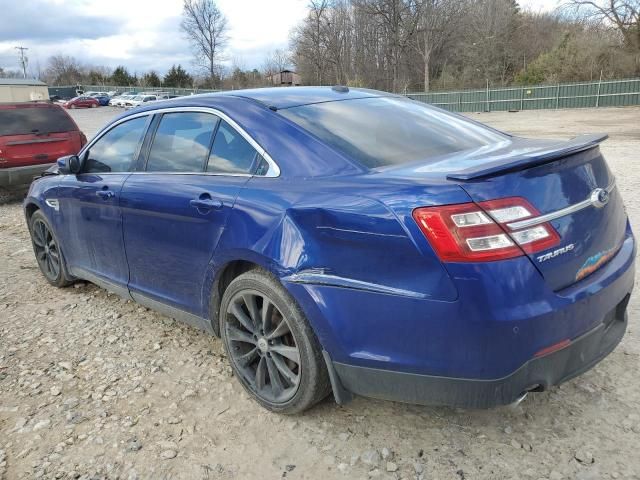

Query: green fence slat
[405,78,640,113]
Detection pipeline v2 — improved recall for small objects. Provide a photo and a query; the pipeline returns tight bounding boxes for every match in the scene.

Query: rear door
[120,111,256,316]
[459,141,627,290]
[0,104,83,168]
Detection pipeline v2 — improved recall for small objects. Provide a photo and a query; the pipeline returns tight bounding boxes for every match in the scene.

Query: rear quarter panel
[209,175,469,359]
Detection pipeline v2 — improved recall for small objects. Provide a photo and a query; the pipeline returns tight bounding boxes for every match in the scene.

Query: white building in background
[0,78,49,102]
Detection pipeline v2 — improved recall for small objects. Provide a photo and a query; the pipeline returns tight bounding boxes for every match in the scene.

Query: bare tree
[44,55,84,85]
[289,0,639,92]
[181,0,229,87]
[291,0,331,85]
[0,67,23,79]
[414,0,464,91]
[563,0,640,50]
[357,0,420,92]
[263,49,292,78]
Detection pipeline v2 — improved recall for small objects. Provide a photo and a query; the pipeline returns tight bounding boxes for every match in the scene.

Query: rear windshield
[278,97,507,168]
[0,105,77,136]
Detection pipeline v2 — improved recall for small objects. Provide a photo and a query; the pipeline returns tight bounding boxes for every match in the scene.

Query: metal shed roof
[0,78,47,86]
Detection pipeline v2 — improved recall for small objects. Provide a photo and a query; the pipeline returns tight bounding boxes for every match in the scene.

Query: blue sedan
[93,95,111,106]
[24,87,634,413]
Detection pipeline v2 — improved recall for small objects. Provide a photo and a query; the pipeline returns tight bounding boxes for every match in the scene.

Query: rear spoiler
[446,133,608,181]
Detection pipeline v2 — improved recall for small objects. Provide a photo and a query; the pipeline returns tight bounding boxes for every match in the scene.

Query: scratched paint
[575,246,619,281]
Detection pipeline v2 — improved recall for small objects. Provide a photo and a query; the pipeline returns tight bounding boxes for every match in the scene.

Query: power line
[15,46,29,78]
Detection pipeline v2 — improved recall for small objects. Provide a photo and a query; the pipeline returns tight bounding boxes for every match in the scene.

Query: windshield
[0,105,77,136]
[278,97,507,169]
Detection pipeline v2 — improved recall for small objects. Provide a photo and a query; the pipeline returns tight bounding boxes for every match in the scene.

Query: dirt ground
[1,106,639,480]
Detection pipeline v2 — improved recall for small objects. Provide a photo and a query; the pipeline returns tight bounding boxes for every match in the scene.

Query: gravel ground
[1,105,639,480]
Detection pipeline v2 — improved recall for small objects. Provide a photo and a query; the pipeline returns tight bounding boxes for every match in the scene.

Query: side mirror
[57,155,82,175]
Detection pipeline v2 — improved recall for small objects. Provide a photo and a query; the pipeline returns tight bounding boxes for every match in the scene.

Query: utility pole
[15,46,29,78]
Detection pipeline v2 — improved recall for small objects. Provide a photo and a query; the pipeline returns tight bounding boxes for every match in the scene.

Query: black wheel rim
[225,290,301,403]
[32,219,60,281]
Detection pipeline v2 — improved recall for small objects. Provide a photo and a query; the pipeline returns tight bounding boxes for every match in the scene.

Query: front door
[56,115,150,292]
[120,111,259,317]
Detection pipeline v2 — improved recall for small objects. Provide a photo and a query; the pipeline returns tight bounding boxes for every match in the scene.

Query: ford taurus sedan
[23,87,634,413]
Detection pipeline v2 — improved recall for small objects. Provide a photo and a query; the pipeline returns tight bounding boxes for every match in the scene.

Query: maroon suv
[0,102,87,187]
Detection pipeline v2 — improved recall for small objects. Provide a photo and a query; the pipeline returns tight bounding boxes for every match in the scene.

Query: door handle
[190,195,223,211]
[96,190,115,200]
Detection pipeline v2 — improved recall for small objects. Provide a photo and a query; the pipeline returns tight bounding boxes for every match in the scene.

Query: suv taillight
[412,197,560,262]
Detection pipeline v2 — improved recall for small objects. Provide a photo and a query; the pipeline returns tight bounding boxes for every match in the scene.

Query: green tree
[141,70,161,87]
[111,66,135,86]
[163,64,193,88]
[87,69,110,85]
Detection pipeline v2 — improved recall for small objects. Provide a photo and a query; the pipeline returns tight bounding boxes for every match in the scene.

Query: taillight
[412,197,560,262]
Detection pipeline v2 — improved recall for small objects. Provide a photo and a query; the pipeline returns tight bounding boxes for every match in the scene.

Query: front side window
[146,112,218,172]
[83,116,148,173]
[207,120,257,174]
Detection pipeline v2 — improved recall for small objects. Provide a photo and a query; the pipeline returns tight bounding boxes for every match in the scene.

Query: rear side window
[278,97,507,168]
[0,105,77,136]
[207,120,257,174]
[84,116,148,173]
[146,112,218,172]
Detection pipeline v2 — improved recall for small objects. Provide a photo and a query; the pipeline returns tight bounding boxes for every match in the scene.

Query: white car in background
[85,91,109,98]
[124,94,157,109]
[110,94,135,107]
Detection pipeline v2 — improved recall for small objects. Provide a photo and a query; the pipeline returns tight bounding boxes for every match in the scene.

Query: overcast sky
[0,0,559,76]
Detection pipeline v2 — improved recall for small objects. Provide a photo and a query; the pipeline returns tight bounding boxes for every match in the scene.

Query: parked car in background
[124,94,157,109]
[64,96,100,109]
[85,91,109,98]
[94,95,111,106]
[156,94,181,100]
[110,94,135,107]
[0,102,86,188]
[23,87,635,414]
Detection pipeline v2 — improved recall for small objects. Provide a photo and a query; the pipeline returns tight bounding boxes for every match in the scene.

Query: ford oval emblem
[591,188,609,208]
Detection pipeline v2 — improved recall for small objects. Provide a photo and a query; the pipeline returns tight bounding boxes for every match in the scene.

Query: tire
[220,269,331,414]
[70,105,76,109]
[29,210,74,288]
[91,103,97,108]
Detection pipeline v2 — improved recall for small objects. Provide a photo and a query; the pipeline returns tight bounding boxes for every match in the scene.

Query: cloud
[0,0,121,41]
[0,0,309,75]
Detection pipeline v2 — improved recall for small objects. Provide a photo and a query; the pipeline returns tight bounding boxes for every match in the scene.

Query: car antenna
[331,85,349,93]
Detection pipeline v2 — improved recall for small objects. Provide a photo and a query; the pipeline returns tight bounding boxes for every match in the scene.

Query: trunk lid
[456,137,626,290]
[384,135,627,290]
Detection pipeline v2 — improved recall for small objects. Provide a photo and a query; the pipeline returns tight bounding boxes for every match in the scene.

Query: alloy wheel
[225,290,301,403]
[31,219,60,281]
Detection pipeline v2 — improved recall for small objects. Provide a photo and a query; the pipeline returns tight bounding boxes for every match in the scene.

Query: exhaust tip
[508,391,529,409]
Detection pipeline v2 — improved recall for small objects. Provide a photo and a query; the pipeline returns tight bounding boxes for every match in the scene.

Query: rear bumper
[332,294,629,408]
[0,163,51,187]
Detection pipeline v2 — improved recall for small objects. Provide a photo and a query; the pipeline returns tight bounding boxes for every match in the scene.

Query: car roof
[213,86,395,110]
[0,101,58,109]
